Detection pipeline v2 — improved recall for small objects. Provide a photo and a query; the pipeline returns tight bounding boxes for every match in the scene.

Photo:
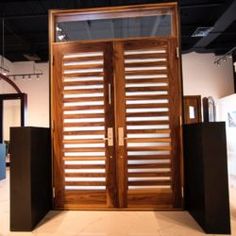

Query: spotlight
[58,34,66,41]
[56,26,62,32]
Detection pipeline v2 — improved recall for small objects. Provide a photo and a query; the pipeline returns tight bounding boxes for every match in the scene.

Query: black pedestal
[184,122,231,234]
[10,127,52,231]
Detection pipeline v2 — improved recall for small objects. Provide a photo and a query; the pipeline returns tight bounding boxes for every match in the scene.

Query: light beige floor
[1,169,236,236]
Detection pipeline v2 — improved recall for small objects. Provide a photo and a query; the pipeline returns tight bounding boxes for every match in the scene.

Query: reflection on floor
[0,169,236,236]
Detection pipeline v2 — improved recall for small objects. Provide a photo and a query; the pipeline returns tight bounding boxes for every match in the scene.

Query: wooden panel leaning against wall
[183,96,202,124]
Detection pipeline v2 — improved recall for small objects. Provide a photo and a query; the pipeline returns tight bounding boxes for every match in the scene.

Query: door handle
[108,83,111,105]
[118,127,125,146]
[103,127,113,146]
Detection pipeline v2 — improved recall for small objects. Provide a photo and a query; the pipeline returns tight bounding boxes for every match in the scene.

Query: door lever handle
[103,127,113,146]
[118,127,125,146]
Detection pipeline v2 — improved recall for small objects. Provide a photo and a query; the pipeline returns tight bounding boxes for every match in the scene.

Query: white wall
[3,100,21,141]
[0,56,15,94]
[182,52,235,188]
[0,60,49,140]
[12,62,49,127]
[218,94,236,188]
[182,52,234,99]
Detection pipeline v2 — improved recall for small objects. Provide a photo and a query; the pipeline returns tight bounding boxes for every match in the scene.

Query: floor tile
[1,169,236,236]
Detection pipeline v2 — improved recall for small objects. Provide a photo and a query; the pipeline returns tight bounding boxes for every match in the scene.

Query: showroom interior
[0,0,236,235]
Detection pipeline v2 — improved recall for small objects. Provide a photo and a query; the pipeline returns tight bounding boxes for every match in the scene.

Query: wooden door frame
[51,37,183,210]
[0,93,27,143]
[49,3,183,210]
[49,3,179,44]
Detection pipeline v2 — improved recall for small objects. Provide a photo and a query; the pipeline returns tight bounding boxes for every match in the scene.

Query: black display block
[10,127,52,231]
[184,122,231,234]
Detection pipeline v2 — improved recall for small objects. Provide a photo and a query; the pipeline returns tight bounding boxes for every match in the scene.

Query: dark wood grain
[128,172,171,177]
[113,41,128,208]
[125,95,168,100]
[51,2,182,210]
[127,155,171,160]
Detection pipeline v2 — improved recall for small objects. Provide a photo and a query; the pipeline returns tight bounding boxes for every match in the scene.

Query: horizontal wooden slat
[125,61,167,67]
[128,172,171,177]
[125,53,167,60]
[63,156,106,160]
[63,55,103,62]
[127,195,172,208]
[127,129,170,134]
[63,139,105,144]
[64,191,106,207]
[63,80,104,86]
[125,70,167,76]
[64,122,104,127]
[126,120,169,125]
[126,103,169,109]
[128,155,171,160]
[63,113,104,119]
[63,130,105,135]
[126,94,169,100]
[65,181,106,186]
[63,147,105,152]
[127,146,171,151]
[126,111,169,117]
[65,172,105,177]
[63,105,104,111]
[65,164,105,169]
[63,64,103,70]
[128,163,171,169]
[63,72,104,77]
[63,88,104,94]
[128,188,172,194]
[63,97,104,103]
[126,86,168,92]
[126,78,168,84]
[127,138,171,143]
[128,180,171,186]
[127,190,172,208]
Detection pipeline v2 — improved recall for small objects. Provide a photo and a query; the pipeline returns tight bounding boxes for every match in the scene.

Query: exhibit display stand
[10,127,52,231]
[184,122,231,234]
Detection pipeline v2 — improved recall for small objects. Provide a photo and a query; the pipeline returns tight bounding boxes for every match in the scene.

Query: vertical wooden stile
[113,41,128,208]
[103,43,118,207]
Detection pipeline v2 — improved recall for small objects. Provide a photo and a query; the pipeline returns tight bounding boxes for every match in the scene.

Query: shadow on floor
[35,210,66,229]
[154,211,204,232]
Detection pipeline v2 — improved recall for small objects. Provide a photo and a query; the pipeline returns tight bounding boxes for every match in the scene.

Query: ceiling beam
[193,0,236,49]
[0,14,47,20]
[206,41,236,49]
[180,3,222,9]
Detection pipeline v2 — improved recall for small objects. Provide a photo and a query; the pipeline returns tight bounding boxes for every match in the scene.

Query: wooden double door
[52,38,182,210]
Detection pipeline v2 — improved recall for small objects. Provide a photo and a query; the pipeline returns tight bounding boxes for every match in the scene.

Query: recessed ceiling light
[191,27,214,37]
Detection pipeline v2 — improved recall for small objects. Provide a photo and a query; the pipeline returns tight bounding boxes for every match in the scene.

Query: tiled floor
[1,169,236,236]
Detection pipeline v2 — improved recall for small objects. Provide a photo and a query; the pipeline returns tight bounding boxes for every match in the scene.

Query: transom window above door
[51,4,177,43]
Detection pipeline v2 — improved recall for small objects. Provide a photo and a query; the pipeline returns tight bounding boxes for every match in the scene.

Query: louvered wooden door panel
[52,38,182,210]
[53,42,117,209]
[113,39,182,209]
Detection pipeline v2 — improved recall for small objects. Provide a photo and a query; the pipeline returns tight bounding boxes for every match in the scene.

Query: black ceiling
[0,0,235,62]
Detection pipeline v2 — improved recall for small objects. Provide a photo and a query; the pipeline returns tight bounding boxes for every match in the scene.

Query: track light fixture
[7,63,43,80]
[214,46,236,66]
